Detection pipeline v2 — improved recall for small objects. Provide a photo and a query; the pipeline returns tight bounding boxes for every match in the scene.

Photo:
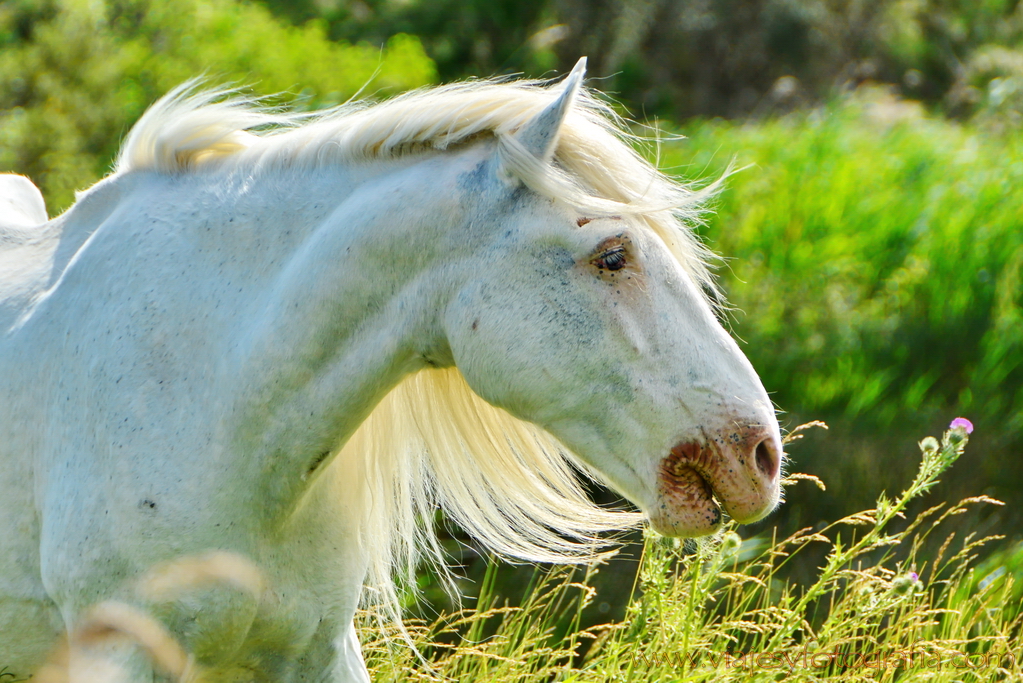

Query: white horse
[0,60,781,682]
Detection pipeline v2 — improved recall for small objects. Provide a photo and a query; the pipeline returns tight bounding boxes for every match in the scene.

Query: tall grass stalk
[362,423,1021,681]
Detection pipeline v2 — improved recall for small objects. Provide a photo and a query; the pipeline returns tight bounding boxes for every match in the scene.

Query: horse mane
[115,76,723,607]
[115,77,720,294]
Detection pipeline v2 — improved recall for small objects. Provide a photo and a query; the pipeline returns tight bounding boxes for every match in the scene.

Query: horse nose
[702,422,783,523]
[654,423,783,537]
[753,433,780,480]
[719,424,782,522]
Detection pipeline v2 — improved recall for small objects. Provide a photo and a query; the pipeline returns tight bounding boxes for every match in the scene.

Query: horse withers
[0,59,781,681]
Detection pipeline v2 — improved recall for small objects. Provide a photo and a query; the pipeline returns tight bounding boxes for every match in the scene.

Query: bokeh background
[3,0,1022,623]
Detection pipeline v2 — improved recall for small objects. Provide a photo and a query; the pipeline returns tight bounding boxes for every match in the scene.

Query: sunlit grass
[362,423,1021,681]
[667,94,1023,433]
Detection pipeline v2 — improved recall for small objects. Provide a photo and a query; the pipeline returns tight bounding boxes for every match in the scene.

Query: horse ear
[514,57,586,162]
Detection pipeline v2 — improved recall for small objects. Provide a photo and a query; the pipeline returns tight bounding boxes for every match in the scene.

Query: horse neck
[220,149,484,510]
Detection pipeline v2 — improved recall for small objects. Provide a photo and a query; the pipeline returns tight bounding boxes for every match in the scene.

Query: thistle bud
[719,531,742,556]
[918,436,939,455]
[891,571,921,595]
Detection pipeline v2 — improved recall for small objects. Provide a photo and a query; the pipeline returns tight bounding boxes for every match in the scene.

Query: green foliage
[666,92,1023,434]
[0,0,435,214]
[251,0,1023,121]
[955,45,1023,126]
[362,426,1021,681]
[971,539,1023,608]
[266,0,557,83]
[583,0,1023,120]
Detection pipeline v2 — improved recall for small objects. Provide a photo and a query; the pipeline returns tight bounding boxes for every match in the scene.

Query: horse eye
[593,245,627,271]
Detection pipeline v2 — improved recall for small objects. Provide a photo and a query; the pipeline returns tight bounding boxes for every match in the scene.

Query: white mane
[116,78,720,292]
[114,77,723,608]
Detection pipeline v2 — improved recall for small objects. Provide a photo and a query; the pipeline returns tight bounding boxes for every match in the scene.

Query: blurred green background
[2,0,1021,621]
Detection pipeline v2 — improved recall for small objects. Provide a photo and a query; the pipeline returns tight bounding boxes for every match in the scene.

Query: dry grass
[33,552,263,683]
[22,423,1018,682]
[362,422,1022,682]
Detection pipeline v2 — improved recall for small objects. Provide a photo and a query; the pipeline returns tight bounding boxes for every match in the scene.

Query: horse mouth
[650,433,781,537]
[650,458,723,537]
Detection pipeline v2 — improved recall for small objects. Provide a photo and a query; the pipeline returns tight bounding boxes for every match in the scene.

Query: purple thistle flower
[909,571,919,582]
[950,417,974,434]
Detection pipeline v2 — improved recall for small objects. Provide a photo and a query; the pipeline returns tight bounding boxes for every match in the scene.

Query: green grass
[644,93,1023,560]
[667,92,1023,434]
[362,423,1021,681]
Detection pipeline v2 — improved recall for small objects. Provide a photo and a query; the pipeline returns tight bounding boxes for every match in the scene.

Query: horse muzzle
[649,424,782,537]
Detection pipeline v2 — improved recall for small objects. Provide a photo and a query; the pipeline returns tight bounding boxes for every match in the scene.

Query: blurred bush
[950,45,1023,127]
[555,0,1023,122]
[255,0,1023,123]
[260,0,560,82]
[0,0,435,214]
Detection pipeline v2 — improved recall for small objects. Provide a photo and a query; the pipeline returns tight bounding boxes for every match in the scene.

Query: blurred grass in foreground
[362,423,1023,682]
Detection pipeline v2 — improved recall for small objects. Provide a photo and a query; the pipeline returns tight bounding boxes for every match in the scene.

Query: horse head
[443,60,782,537]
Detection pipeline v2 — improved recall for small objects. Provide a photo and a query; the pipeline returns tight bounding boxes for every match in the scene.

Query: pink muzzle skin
[650,424,782,537]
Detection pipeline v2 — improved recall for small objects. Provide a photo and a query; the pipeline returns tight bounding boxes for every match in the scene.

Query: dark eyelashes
[593,245,627,271]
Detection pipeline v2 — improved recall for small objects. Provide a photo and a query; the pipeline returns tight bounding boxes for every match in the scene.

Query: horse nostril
[754,439,778,479]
